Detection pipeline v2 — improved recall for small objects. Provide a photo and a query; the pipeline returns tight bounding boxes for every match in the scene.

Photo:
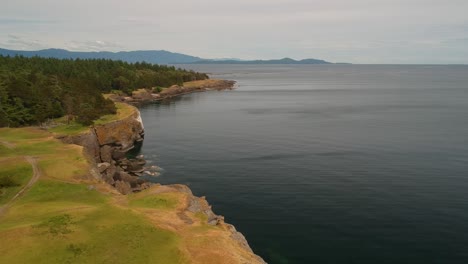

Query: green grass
[15,140,63,156]
[128,193,178,210]
[49,102,136,136]
[0,127,188,264]
[49,121,89,136]
[0,128,63,156]
[0,206,187,264]
[18,180,106,205]
[0,159,33,205]
[93,102,135,125]
[0,128,47,141]
[38,156,88,181]
[0,144,13,157]
[0,180,105,230]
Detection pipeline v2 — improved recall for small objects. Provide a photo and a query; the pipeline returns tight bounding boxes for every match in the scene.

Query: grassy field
[128,191,179,210]
[0,157,33,205]
[48,119,89,136]
[0,128,187,264]
[0,123,263,263]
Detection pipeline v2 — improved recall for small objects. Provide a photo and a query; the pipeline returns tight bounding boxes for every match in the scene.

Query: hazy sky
[1,0,467,63]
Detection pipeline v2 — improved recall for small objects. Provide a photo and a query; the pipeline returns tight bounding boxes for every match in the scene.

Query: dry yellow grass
[125,185,264,264]
[93,102,136,125]
[183,79,232,89]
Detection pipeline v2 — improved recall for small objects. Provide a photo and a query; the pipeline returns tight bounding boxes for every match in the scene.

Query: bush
[33,214,74,235]
[0,176,19,188]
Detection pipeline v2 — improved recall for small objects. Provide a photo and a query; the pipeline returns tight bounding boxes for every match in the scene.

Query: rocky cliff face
[58,105,148,194]
[93,109,144,149]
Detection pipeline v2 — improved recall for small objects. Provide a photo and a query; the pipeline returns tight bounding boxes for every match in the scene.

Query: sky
[1,0,468,64]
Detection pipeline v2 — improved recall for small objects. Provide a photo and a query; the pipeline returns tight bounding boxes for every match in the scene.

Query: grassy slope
[0,103,262,264]
[0,128,186,264]
[0,157,32,205]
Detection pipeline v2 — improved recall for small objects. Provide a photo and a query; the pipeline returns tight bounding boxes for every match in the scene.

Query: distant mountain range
[0,48,202,64]
[0,48,336,65]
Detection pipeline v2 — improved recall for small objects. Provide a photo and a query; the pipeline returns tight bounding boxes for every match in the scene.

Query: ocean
[136,65,468,264]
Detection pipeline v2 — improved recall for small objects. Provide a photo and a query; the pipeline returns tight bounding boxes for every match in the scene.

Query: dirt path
[0,156,41,217]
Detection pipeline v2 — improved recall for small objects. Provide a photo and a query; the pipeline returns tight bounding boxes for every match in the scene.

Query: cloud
[1,0,468,63]
[0,18,57,25]
[64,40,123,52]
[0,34,45,50]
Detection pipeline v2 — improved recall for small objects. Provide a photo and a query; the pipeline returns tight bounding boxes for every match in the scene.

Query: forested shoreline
[0,56,208,127]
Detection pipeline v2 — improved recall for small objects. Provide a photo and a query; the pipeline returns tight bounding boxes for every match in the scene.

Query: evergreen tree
[0,55,208,127]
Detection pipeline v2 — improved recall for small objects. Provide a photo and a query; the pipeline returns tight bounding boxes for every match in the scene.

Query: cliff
[0,126,264,263]
[54,103,265,263]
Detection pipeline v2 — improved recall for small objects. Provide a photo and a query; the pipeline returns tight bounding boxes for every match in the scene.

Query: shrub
[0,176,19,188]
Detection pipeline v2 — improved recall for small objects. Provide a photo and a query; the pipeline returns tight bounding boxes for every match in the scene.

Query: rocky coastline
[108,79,236,104]
[55,82,266,263]
[57,106,148,194]
[58,79,238,195]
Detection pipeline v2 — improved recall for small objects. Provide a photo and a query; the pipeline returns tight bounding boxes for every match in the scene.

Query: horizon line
[0,47,466,65]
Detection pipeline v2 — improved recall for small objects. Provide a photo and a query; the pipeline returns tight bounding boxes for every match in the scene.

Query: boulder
[115,180,132,195]
[208,215,224,226]
[114,171,139,187]
[102,165,116,185]
[100,145,113,163]
[132,182,151,192]
[127,159,145,172]
[112,148,127,161]
[97,162,110,173]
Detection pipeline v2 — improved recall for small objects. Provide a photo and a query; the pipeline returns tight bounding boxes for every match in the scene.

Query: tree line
[0,56,208,127]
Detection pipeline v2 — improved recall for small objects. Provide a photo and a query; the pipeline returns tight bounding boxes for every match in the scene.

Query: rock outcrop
[113,79,236,104]
[159,79,236,100]
[93,109,144,149]
[57,104,148,193]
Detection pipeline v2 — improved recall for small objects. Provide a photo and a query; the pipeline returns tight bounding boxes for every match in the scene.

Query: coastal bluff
[54,102,266,263]
[56,104,147,194]
[109,79,237,104]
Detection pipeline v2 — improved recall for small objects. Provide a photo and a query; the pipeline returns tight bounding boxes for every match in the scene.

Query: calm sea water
[137,65,468,264]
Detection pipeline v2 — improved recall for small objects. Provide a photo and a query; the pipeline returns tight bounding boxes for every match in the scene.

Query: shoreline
[51,81,265,263]
[108,79,237,105]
